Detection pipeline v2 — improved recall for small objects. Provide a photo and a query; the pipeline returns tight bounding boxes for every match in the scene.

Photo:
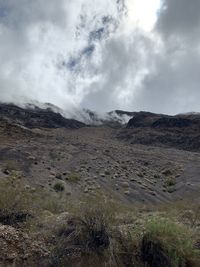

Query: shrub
[79,211,110,253]
[141,217,200,267]
[0,209,32,227]
[0,177,33,227]
[111,230,140,267]
[66,172,81,183]
[51,207,111,267]
[53,182,65,192]
[165,176,176,187]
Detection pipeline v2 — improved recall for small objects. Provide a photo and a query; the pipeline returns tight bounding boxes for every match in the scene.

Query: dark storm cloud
[131,0,200,114]
[133,48,200,114]
[157,0,200,38]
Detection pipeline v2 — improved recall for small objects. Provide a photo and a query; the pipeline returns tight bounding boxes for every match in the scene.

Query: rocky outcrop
[126,112,200,129]
[0,103,86,129]
[126,112,161,128]
[0,224,50,266]
[119,112,200,152]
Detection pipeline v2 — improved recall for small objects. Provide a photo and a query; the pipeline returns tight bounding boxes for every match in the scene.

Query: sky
[0,0,200,115]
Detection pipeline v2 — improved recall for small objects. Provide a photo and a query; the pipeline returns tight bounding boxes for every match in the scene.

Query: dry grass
[0,175,199,267]
[66,172,81,183]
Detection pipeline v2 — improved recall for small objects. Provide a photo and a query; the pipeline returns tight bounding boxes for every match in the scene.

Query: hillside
[0,104,199,204]
[0,103,199,266]
[118,111,200,152]
[0,103,85,129]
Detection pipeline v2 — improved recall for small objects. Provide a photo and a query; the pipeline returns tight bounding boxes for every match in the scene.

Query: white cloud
[0,0,122,109]
[0,0,200,115]
[125,0,161,32]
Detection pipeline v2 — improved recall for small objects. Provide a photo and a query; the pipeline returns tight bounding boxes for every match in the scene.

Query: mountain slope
[117,111,200,152]
[0,103,86,129]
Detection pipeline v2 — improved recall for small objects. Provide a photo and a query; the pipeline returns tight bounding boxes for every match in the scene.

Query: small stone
[115,184,119,190]
[3,169,10,175]
[56,173,62,180]
[24,185,31,190]
[121,182,129,188]
[84,188,89,193]
[137,172,144,178]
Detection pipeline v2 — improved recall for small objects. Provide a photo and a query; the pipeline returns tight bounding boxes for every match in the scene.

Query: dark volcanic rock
[119,112,200,152]
[126,112,161,128]
[127,112,200,129]
[0,103,85,129]
[152,117,194,128]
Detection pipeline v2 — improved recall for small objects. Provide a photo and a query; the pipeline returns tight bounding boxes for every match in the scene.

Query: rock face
[0,103,86,129]
[126,112,200,129]
[119,112,200,152]
[127,112,161,128]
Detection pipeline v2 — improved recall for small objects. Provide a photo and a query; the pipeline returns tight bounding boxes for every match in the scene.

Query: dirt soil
[0,123,199,205]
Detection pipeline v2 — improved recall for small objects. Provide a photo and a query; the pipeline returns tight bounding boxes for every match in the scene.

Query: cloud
[81,31,155,112]
[156,0,200,38]
[0,0,200,115]
[134,0,200,114]
[0,0,124,110]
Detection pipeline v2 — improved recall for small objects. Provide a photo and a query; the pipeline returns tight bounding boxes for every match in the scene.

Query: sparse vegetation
[0,176,199,267]
[2,160,20,174]
[51,207,111,267]
[0,177,31,212]
[53,182,65,192]
[165,176,176,187]
[66,172,81,183]
[162,169,173,176]
[49,203,200,267]
[0,104,200,266]
[142,217,200,267]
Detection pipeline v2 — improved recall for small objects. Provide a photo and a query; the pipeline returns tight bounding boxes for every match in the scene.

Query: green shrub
[0,177,34,227]
[53,182,65,192]
[141,217,200,267]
